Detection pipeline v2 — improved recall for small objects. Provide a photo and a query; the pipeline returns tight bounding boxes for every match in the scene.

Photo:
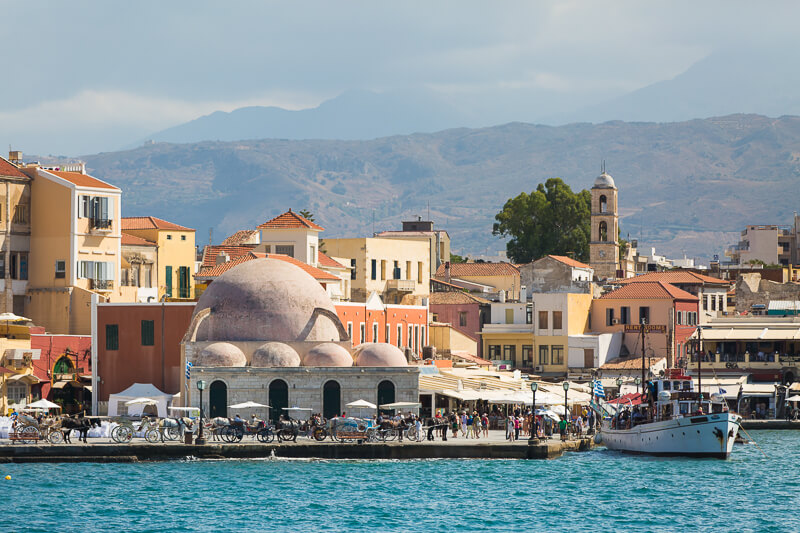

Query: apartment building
[0,154,31,315]
[726,224,795,266]
[374,218,450,277]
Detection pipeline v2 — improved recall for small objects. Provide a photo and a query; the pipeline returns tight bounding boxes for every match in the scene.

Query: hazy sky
[2,0,799,155]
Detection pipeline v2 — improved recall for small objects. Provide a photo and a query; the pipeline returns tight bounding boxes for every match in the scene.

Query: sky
[2,0,799,156]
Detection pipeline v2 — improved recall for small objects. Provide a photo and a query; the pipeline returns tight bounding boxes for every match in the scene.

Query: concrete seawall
[741,420,800,430]
[0,439,593,463]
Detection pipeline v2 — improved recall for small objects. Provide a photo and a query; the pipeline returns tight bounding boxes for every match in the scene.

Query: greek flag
[186,360,193,380]
[593,380,605,399]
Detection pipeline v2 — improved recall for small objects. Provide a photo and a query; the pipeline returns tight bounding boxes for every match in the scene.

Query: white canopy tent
[108,383,172,417]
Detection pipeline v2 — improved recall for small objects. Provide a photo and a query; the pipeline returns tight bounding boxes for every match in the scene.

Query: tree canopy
[492,177,591,263]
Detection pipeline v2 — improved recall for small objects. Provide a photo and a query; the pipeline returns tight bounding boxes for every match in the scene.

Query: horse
[206,417,231,441]
[60,415,96,444]
[156,417,194,441]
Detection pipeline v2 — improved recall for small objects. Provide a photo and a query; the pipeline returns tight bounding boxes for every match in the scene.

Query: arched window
[599,221,608,242]
[53,356,74,375]
[322,380,341,419]
[209,380,227,418]
[377,380,396,415]
[599,195,607,213]
[268,379,289,423]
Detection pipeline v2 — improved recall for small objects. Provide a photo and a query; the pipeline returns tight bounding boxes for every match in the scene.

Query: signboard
[624,324,667,333]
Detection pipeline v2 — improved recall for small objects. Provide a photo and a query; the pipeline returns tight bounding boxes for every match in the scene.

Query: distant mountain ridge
[69,114,800,262]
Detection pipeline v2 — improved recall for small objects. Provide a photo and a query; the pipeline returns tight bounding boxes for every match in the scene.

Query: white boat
[595,370,741,458]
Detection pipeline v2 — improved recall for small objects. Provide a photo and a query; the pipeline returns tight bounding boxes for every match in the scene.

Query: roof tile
[0,157,27,179]
[257,210,324,231]
[196,253,339,281]
[619,270,729,286]
[600,281,699,300]
[546,255,593,270]
[435,262,519,277]
[122,216,194,231]
[429,292,490,305]
[201,244,257,268]
[318,251,346,269]
[221,230,259,246]
[48,170,118,190]
[121,233,157,246]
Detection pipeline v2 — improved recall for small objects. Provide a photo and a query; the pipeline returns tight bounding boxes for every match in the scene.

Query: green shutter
[165,266,172,297]
[106,324,119,350]
[141,320,155,346]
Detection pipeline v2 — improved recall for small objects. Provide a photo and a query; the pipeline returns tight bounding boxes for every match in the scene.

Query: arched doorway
[269,379,289,423]
[377,380,395,415]
[209,380,227,418]
[322,380,341,419]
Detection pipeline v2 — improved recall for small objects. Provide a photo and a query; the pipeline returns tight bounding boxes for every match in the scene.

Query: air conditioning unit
[533,366,543,373]
[612,318,620,325]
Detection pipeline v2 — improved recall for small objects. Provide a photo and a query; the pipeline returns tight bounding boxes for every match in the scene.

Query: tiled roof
[430,291,490,305]
[201,244,257,268]
[435,262,519,277]
[196,253,339,282]
[257,209,324,231]
[318,251,346,269]
[450,351,493,366]
[48,170,118,190]
[601,356,665,370]
[600,281,699,301]
[221,230,259,245]
[0,157,27,179]
[619,270,729,286]
[122,216,195,231]
[547,255,593,270]
[121,233,156,246]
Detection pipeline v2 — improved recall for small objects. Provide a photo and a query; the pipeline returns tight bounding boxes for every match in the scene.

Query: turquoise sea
[2,430,798,533]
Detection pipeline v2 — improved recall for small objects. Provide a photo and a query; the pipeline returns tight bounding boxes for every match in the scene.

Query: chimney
[444,261,451,283]
[216,252,230,265]
[8,151,22,165]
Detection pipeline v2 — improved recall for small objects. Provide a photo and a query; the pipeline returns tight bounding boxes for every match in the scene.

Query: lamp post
[529,382,538,444]
[634,377,641,395]
[616,377,623,428]
[562,381,570,438]
[195,380,207,445]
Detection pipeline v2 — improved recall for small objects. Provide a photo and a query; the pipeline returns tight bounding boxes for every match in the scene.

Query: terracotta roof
[0,157,27,179]
[430,291,490,305]
[619,270,729,286]
[600,281,698,301]
[48,170,118,190]
[201,244,257,268]
[435,262,519,277]
[121,233,156,246]
[196,253,339,282]
[601,356,665,370]
[450,351,493,366]
[221,230,259,245]
[547,255,593,270]
[318,251,347,269]
[257,210,324,231]
[122,216,194,231]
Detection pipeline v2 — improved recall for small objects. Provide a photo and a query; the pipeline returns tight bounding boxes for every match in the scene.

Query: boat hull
[600,413,741,458]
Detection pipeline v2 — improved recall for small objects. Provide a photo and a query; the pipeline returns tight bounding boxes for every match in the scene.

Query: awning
[695,327,800,341]
[51,380,68,389]
[82,384,92,392]
[741,384,776,397]
[8,373,42,384]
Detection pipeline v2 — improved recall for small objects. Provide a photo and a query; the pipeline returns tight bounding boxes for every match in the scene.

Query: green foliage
[299,209,315,222]
[449,252,467,263]
[492,177,591,263]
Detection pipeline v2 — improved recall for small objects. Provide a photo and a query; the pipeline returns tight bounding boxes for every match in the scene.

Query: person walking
[472,411,481,439]
[482,413,489,438]
[514,415,521,440]
[506,416,515,441]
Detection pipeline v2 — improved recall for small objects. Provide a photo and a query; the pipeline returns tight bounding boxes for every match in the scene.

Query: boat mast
[697,325,702,410]
[641,317,646,393]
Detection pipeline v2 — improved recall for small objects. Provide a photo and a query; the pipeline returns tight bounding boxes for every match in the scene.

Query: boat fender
[594,433,603,444]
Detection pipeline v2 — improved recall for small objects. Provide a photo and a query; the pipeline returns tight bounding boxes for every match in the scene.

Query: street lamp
[634,377,641,395]
[529,382,538,444]
[562,381,570,439]
[615,377,623,428]
[196,380,207,445]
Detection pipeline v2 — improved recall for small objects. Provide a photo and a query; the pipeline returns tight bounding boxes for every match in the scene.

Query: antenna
[372,210,375,236]
[427,200,430,222]
[209,228,213,245]
[601,160,605,174]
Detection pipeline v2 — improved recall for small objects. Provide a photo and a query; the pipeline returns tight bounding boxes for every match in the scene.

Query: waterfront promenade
[0,429,593,462]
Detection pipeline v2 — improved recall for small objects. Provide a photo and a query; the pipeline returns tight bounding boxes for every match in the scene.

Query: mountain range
[48,113,800,263]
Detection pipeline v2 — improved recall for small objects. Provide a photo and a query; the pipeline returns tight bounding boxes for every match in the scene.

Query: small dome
[197,342,246,367]
[353,343,408,367]
[303,343,353,367]
[252,342,301,367]
[593,172,616,189]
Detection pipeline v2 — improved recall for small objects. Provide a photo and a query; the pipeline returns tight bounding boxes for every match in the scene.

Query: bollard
[184,430,193,445]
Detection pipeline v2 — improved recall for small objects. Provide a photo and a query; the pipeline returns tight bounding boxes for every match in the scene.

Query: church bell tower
[589,165,619,280]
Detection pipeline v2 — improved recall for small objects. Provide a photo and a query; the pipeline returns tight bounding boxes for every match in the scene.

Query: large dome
[197,342,246,367]
[191,258,343,342]
[353,343,408,367]
[303,343,353,367]
[593,172,616,189]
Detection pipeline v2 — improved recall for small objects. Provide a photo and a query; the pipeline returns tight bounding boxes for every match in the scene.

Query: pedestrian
[506,416,515,441]
[558,417,568,441]
[466,411,473,439]
[482,413,489,438]
[427,416,435,441]
[460,411,468,438]
[473,411,481,439]
[514,415,521,440]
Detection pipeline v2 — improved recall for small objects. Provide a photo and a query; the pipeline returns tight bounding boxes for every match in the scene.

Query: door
[209,380,227,418]
[584,349,595,368]
[322,380,341,419]
[377,380,395,415]
[269,379,289,423]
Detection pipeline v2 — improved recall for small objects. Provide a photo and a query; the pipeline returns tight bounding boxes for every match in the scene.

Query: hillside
[71,114,800,260]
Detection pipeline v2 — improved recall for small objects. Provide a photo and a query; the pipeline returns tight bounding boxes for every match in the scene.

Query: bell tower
[589,165,619,279]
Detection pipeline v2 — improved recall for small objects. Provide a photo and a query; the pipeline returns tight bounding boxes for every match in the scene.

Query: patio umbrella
[379,401,421,410]
[27,399,61,410]
[786,395,800,402]
[345,399,376,419]
[0,312,29,336]
[229,401,270,409]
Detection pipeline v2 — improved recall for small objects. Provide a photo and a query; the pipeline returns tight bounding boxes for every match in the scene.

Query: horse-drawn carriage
[8,413,63,444]
[110,415,194,443]
[330,417,378,442]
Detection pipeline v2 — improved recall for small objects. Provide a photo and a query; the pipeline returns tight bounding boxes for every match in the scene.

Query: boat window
[682,381,691,391]
[673,381,680,390]
[662,381,671,391]
[679,402,689,415]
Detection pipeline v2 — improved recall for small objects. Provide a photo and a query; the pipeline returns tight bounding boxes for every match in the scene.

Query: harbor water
[2,430,797,532]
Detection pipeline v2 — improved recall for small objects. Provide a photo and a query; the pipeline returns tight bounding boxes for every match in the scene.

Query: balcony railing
[90,217,112,230]
[178,287,191,299]
[387,279,415,292]
[91,279,113,291]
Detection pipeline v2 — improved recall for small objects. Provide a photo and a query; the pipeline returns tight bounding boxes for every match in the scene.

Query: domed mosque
[182,258,419,420]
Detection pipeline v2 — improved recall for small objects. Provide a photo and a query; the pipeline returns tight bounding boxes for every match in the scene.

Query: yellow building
[481,302,534,369]
[24,164,135,334]
[0,154,32,315]
[122,217,196,300]
[322,237,430,304]
[374,218,450,278]
[435,262,521,301]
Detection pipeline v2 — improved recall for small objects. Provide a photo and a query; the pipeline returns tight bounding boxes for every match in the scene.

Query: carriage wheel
[167,426,181,441]
[48,430,64,444]
[21,426,40,444]
[313,427,328,441]
[256,429,274,443]
[383,429,397,442]
[145,428,161,443]
[221,426,236,443]
[280,428,296,442]
[118,426,133,443]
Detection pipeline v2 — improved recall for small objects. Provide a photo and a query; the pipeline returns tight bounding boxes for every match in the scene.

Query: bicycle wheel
[145,428,161,443]
[118,426,134,443]
[48,430,64,444]
[384,429,398,442]
[167,426,181,441]
[313,427,327,441]
[405,427,417,442]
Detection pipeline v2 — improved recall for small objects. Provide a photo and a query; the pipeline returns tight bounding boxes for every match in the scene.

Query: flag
[186,360,193,380]
[593,380,605,399]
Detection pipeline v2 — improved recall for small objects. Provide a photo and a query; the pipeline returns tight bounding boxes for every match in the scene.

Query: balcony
[387,279,415,292]
[91,279,113,291]
[90,217,112,231]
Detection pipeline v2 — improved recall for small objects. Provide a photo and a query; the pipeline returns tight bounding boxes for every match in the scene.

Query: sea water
[1,430,798,533]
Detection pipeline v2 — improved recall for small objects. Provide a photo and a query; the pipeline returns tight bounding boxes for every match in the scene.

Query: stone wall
[736,273,800,314]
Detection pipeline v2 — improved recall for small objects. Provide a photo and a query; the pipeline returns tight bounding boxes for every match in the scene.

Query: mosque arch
[322,380,341,419]
[269,379,289,423]
[209,380,228,418]
[377,380,396,415]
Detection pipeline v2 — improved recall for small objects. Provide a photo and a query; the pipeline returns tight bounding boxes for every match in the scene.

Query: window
[372,322,379,342]
[408,325,413,349]
[414,325,419,353]
[711,297,716,311]
[309,245,316,263]
[397,324,402,348]
[553,311,563,330]
[79,195,91,218]
[417,261,424,283]
[663,380,671,391]
[181,235,186,241]
[166,234,172,240]
[0,257,5,277]
[178,266,191,298]
[538,310,548,330]
[371,259,377,281]
[551,345,564,365]
[606,308,615,326]
[522,345,533,367]
[385,323,390,344]
[11,252,28,280]
[141,320,155,346]
[676,311,683,325]
[89,197,112,227]
[599,194,607,213]
[526,305,532,324]
[55,260,66,279]
[702,295,708,311]
[380,260,386,280]
[275,245,294,257]
[7,383,26,404]
[350,259,357,280]
[106,324,119,350]
[420,326,425,347]
[639,306,650,325]
[459,312,467,327]
[620,306,630,325]
[599,221,608,241]
[538,345,549,365]
[505,308,514,324]
[393,260,400,280]
[347,322,353,341]
[359,323,366,345]
[432,313,439,322]
[503,345,516,363]
[12,205,28,224]
[406,261,411,280]
[165,266,172,297]
[488,345,501,358]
